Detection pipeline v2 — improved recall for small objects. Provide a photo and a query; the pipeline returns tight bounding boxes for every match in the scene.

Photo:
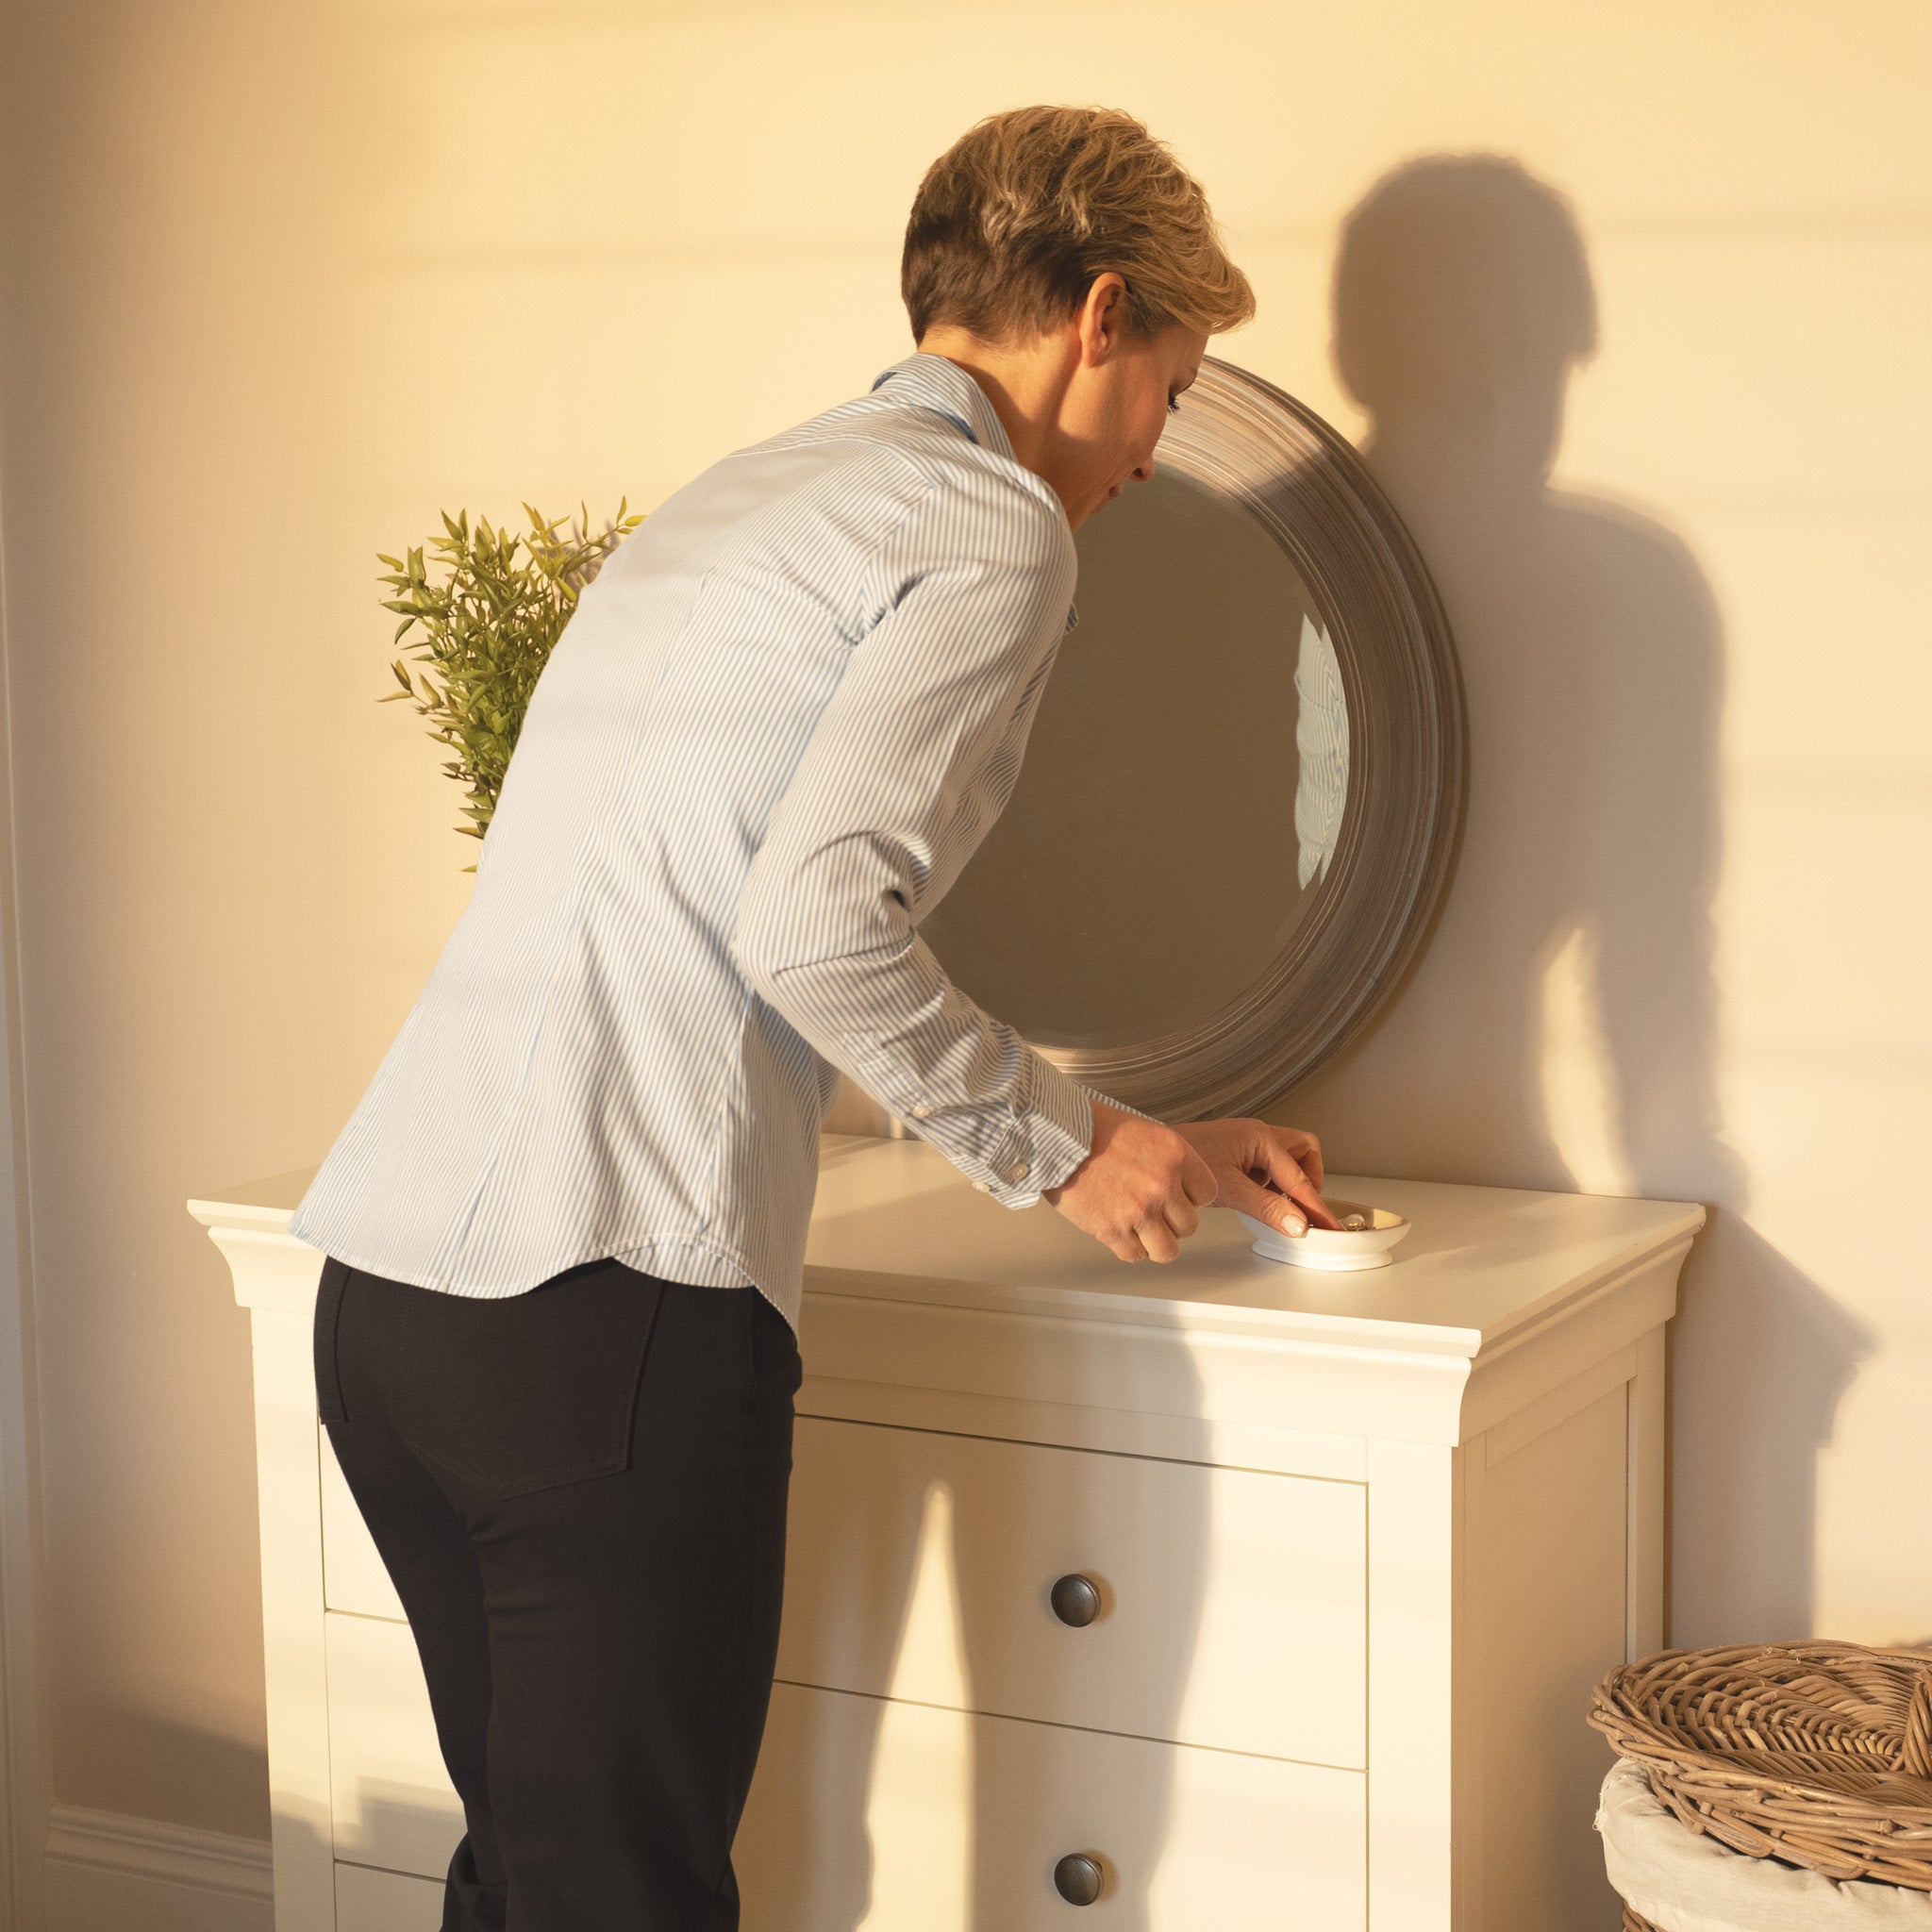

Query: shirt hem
[289,1224,767,1305]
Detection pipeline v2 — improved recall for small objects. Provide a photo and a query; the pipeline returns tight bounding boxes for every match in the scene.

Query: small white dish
[1236,1198,1409,1271]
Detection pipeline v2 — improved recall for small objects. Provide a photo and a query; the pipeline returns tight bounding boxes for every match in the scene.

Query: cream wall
[0,0,1925,1840]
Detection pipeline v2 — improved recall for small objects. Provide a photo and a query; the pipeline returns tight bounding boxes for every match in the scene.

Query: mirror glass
[906,356,1460,1122]
[921,470,1350,1050]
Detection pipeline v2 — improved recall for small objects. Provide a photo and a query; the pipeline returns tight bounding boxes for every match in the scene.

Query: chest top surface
[191,1138,1702,1372]
[804,1136,1702,1365]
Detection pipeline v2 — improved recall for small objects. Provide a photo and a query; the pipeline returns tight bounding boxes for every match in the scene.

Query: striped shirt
[291,353,1098,1328]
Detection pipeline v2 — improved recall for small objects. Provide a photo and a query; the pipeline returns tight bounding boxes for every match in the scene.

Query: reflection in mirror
[922,468,1349,1050]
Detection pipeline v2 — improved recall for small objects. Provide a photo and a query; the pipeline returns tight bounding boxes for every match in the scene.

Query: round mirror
[920,357,1463,1122]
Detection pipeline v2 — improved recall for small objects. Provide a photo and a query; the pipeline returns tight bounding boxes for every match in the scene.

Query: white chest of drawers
[192,1137,1700,1932]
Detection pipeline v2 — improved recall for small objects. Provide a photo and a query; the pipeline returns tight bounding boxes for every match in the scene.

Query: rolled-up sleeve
[731,474,1096,1207]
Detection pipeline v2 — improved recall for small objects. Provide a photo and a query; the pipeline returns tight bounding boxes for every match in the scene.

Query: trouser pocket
[332,1257,666,1500]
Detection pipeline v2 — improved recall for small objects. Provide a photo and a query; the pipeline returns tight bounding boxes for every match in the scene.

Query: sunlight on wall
[3,0,1927,1839]
[1537,924,1636,1198]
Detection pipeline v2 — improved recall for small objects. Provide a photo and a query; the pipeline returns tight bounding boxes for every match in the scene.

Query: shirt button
[1007,1160,1029,1184]
[973,1181,991,1194]
[908,1104,932,1120]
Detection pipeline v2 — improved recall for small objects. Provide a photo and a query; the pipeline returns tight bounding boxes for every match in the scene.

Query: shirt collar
[869,352,1019,467]
[869,352,1077,635]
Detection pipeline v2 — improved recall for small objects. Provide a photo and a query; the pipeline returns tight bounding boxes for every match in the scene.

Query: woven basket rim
[1605,1736,1932,1825]
[1591,1641,1932,1888]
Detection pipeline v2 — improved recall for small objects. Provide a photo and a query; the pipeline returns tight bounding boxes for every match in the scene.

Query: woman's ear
[1075,274,1129,366]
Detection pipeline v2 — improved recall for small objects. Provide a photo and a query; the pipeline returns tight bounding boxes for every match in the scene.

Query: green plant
[381,502,643,864]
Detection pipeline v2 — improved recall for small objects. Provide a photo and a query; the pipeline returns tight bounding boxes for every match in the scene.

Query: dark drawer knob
[1050,1574,1102,1627]
[1053,1852,1106,1906]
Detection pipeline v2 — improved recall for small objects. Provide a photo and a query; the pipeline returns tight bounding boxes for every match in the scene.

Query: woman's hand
[1044,1104,1340,1260]
[1172,1117,1340,1238]
[1044,1101,1218,1262]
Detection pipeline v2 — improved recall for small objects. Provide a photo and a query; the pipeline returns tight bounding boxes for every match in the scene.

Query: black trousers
[314,1254,802,1932]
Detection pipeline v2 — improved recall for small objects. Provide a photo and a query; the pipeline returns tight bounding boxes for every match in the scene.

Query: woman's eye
[1167,396,1181,415]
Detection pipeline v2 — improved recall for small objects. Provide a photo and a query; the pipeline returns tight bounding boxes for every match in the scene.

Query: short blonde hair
[902,107,1256,344]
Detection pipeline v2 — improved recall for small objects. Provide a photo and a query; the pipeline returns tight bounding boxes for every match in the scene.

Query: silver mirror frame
[1033,356,1465,1122]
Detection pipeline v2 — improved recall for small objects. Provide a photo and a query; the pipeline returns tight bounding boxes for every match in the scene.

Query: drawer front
[336,1861,445,1930]
[324,1609,1364,1926]
[322,1429,407,1622]
[325,1612,463,1879]
[778,1416,1367,1767]
[738,1680,1365,1930]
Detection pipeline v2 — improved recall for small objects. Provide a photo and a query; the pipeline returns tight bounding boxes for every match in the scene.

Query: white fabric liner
[1597,1757,1932,1931]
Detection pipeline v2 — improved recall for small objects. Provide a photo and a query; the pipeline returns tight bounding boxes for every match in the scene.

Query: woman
[293,104,1337,1929]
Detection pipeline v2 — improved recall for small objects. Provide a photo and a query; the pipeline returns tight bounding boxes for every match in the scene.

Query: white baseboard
[44,1805,272,1932]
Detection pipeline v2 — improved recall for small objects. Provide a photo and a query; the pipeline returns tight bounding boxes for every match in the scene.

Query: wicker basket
[1591,1641,1932,1928]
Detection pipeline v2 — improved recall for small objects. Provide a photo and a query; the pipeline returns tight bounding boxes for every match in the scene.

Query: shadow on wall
[1671,1216,1873,1643]
[1294,154,1870,1638]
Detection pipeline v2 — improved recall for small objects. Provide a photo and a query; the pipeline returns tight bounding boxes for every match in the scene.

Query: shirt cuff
[974,1051,1096,1208]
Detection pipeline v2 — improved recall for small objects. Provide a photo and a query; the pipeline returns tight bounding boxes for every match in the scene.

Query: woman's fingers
[1221,1166,1313,1237]
[1143,1144,1215,1257]
[1180,1144,1220,1207]
[1047,1105,1336,1263]
[1146,1147,1215,1257]
[1261,1143,1341,1231]
[1137,1214,1181,1263]
[1291,1131,1325,1193]
[1258,1124,1325,1198]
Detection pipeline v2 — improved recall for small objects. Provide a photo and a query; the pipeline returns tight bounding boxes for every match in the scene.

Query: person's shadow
[1305,152,1745,1207]
[738,158,1873,1932]
[1288,154,1874,1927]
